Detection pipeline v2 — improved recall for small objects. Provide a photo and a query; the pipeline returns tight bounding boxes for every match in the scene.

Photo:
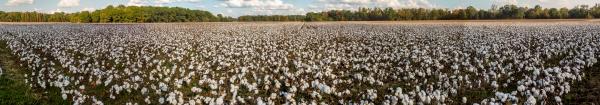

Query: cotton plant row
[0,22,598,105]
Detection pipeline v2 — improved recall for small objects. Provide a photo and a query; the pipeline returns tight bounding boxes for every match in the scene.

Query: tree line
[0,5,234,23]
[304,4,600,21]
[1,4,600,22]
[238,15,305,21]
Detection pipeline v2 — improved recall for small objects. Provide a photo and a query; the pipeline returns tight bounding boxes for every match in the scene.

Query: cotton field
[0,22,599,105]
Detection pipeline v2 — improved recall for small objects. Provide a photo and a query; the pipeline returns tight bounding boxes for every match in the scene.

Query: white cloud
[5,0,33,6]
[220,0,295,10]
[218,0,300,16]
[58,0,79,7]
[492,0,520,6]
[47,8,64,14]
[246,8,305,16]
[81,7,96,11]
[128,0,201,6]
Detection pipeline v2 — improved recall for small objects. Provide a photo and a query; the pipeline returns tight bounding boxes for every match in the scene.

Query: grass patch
[0,40,69,104]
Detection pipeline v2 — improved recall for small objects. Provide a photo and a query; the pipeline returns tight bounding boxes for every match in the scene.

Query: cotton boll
[191,87,202,93]
[533,68,541,76]
[257,97,266,105]
[144,97,151,104]
[491,81,499,89]
[354,73,363,81]
[159,97,165,104]
[62,93,68,100]
[141,87,148,95]
[554,96,561,103]
[525,96,536,105]
[517,85,526,92]
[216,95,225,105]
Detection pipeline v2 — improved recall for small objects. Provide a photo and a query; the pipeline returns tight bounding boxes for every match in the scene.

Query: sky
[1,0,600,17]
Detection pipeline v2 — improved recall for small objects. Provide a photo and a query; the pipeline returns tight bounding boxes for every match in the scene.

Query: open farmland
[0,21,599,105]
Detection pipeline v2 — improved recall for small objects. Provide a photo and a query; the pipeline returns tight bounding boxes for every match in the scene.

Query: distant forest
[1,4,600,22]
[0,5,235,23]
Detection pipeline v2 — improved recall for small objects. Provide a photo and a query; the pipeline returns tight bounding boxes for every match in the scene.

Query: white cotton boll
[159,82,169,92]
[533,68,540,76]
[354,73,363,81]
[110,94,116,99]
[366,89,378,100]
[237,96,246,104]
[517,85,526,92]
[451,64,459,70]
[290,86,297,93]
[275,80,281,89]
[141,87,148,95]
[191,87,202,93]
[462,97,467,103]
[134,75,141,82]
[216,95,225,105]
[257,97,266,105]
[319,84,332,94]
[491,81,499,88]
[269,93,277,100]
[554,96,561,102]
[495,92,508,102]
[144,97,151,104]
[394,87,403,96]
[311,91,320,99]
[525,96,536,105]
[62,93,67,100]
[450,88,457,95]
[301,82,309,91]
[189,99,197,105]
[167,92,178,105]
[93,97,104,105]
[159,97,165,104]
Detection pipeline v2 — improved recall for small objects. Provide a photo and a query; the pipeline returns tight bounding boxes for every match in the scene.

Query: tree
[2,4,600,22]
[466,6,478,19]
[385,8,396,20]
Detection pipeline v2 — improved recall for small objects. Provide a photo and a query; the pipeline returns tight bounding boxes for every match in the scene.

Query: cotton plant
[0,22,597,104]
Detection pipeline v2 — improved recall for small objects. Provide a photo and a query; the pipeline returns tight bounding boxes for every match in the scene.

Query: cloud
[5,0,33,6]
[81,7,96,11]
[246,8,305,16]
[58,0,79,7]
[220,0,295,10]
[491,0,519,6]
[218,0,300,17]
[48,8,64,14]
[127,0,201,6]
